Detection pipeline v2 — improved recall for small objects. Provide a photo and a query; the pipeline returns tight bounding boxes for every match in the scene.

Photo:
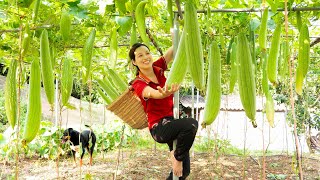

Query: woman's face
[132,45,153,70]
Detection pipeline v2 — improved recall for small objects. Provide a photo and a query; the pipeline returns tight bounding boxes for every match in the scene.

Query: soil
[1,150,319,180]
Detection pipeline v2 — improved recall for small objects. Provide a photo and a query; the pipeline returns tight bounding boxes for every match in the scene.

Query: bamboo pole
[284,0,303,179]
[242,116,248,179]
[15,20,23,180]
[261,98,266,180]
[260,2,266,179]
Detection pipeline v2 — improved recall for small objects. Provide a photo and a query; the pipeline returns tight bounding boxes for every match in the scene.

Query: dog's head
[61,128,73,144]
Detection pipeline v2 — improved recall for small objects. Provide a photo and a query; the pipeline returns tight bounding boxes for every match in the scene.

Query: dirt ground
[1,149,319,180]
[1,75,319,179]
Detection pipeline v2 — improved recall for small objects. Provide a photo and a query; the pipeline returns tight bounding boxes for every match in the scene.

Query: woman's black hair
[128,43,150,61]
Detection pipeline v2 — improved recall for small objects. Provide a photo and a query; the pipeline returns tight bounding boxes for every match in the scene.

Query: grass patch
[194,136,244,155]
[124,130,168,151]
[126,132,244,155]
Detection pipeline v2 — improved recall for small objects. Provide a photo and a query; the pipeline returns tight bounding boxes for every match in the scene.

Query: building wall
[197,110,310,153]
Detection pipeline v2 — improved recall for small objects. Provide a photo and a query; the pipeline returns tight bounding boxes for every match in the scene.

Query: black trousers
[150,116,198,179]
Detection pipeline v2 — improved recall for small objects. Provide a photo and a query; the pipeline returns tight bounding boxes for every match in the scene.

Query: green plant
[24,121,63,159]
[0,90,28,133]
[0,90,8,132]
[269,162,280,168]
[267,173,287,180]
[0,120,62,160]
[94,120,135,153]
[275,81,320,134]
[126,131,168,151]
[70,75,100,104]
[194,137,243,155]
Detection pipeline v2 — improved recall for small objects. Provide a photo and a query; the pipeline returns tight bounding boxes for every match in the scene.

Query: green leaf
[115,16,133,36]
[69,6,88,20]
[249,18,260,31]
[0,133,4,141]
[266,0,278,12]
[131,0,143,12]
[209,0,220,8]
[0,133,7,146]
[21,0,34,8]
[105,4,116,14]
[84,173,92,180]
[225,0,245,8]
[115,0,128,14]
[65,103,76,110]
[66,0,81,7]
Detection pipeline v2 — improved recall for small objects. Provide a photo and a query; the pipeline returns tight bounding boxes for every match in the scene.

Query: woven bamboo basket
[107,88,148,129]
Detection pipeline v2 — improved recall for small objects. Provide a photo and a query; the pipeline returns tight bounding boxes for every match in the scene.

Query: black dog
[61,128,96,166]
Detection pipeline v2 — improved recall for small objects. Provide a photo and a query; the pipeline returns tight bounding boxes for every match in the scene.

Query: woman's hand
[157,83,180,98]
[142,83,180,99]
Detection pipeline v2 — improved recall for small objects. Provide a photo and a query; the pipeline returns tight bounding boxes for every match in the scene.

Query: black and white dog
[61,128,96,166]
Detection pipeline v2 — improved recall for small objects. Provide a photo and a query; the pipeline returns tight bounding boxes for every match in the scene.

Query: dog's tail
[84,124,95,147]
[85,124,93,131]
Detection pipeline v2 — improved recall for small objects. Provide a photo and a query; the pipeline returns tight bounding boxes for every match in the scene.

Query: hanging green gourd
[166,29,188,87]
[82,29,96,84]
[237,33,257,128]
[135,0,150,45]
[184,0,205,91]
[295,24,310,95]
[109,27,118,68]
[267,23,282,84]
[202,41,221,127]
[40,29,55,106]
[5,60,18,129]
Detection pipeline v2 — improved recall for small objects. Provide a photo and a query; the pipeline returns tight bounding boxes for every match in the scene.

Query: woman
[129,43,198,179]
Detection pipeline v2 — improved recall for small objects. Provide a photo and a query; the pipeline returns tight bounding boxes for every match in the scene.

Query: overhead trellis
[178,6,320,13]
